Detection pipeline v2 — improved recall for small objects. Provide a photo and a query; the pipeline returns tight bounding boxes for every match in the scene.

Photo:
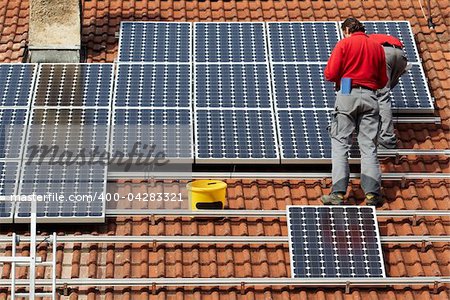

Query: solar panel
[114,63,191,107]
[195,109,279,163]
[277,110,359,163]
[195,64,272,108]
[272,64,335,109]
[111,109,193,161]
[118,22,191,62]
[25,108,110,161]
[15,162,107,223]
[0,109,28,159]
[287,206,386,278]
[267,22,340,62]
[362,21,419,63]
[33,64,114,107]
[390,64,434,113]
[0,63,36,107]
[194,22,267,62]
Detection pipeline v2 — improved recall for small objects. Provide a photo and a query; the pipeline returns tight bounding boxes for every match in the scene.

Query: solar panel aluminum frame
[193,22,268,64]
[118,21,192,64]
[194,108,281,164]
[275,108,361,164]
[32,63,115,109]
[14,163,107,223]
[266,21,341,64]
[0,63,38,108]
[113,62,192,108]
[110,108,195,164]
[286,205,387,278]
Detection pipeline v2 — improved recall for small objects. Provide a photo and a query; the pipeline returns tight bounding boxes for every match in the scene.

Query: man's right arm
[324,41,344,83]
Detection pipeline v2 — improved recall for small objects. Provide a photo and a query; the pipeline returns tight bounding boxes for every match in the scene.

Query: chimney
[28,0,81,63]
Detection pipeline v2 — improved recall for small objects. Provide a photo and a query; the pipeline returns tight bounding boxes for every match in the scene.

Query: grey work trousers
[330,88,381,195]
[377,46,408,148]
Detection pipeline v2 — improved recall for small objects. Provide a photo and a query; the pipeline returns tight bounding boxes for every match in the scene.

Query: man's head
[341,18,366,38]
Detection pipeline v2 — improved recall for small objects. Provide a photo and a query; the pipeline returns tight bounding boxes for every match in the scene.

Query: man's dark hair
[341,17,366,33]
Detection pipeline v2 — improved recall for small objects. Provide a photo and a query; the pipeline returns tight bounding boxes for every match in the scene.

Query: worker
[322,17,388,206]
[370,33,410,149]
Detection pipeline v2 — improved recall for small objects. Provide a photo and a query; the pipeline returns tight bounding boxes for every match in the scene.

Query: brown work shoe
[365,193,384,207]
[321,193,344,205]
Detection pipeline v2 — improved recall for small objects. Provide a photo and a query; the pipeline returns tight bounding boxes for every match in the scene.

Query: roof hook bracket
[412,215,418,226]
[150,214,156,226]
[345,281,351,294]
[240,282,245,295]
[321,177,327,189]
[433,281,439,293]
[400,177,407,189]
[152,282,157,295]
[421,240,427,252]
[152,240,157,252]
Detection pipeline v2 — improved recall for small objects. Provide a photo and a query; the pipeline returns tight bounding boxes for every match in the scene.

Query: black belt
[383,44,403,50]
[352,85,376,92]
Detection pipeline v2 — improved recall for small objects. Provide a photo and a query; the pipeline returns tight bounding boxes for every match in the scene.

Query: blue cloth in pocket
[341,78,352,95]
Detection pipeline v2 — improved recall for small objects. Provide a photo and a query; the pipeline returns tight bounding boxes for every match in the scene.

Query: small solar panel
[287,206,386,278]
[25,109,110,161]
[390,64,434,113]
[272,64,335,109]
[195,64,272,108]
[363,21,419,63]
[0,64,36,106]
[195,109,279,163]
[16,162,107,223]
[115,63,191,107]
[0,109,28,159]
[267,22,340,62]
[277,110,359,163]
[118,22,191,62]
[33,64,114,107]
[194,22,267,62]
[112,109,193,161]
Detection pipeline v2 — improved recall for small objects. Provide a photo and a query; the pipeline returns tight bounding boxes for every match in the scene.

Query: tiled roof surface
[0,0,449,299]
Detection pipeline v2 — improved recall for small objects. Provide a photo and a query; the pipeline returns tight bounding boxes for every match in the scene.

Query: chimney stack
[29,0,81,63]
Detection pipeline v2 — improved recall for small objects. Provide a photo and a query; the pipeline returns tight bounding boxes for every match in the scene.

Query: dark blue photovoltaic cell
[0,109,28,159]
[0,64,36,106]
[0,161,19,196]
[277,110,360,161]
[363,21,419,63]
[272,64,335,108]
[268,22,340,62]
[16,162,106,219]
[119,22,191,62]
[390,64,433,111]
[288,206,385,278]
[195,23,266,62]
[34,64,113,107]
[25,109,110,160]
[196,110,278,160]
[195,64,271,108]
[115,64,191,107]
[112,109,192,159]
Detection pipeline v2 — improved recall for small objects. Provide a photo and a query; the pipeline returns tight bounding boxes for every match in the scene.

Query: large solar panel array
[194,22,279,163]
[0,64,37,223]
[287,206,386,278]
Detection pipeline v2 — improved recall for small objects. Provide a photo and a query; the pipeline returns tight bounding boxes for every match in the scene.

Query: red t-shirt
[324,32,388,90]
[369,33,404,48]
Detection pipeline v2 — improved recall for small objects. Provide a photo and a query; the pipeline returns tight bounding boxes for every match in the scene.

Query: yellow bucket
[187,180,227,210]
